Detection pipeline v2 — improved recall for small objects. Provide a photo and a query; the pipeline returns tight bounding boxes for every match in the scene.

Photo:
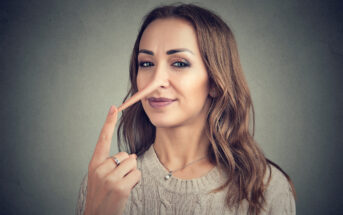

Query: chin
[147,113,182,128]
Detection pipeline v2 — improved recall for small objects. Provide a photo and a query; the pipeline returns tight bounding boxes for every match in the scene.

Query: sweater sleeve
[266,166,296,215]
[75,173,88,215]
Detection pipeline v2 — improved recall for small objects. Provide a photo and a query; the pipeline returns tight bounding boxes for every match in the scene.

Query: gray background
[1,0,342,214]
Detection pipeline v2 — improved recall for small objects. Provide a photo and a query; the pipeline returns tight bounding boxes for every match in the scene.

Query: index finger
[89,105,118,171]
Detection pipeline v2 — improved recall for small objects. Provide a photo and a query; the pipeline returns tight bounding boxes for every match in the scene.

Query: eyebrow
[138,48,194,56]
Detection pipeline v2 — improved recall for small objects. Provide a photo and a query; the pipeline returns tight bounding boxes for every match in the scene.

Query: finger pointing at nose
[89,105,118,171]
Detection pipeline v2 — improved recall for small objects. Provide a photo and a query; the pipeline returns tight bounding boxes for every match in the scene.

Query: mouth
[147,97,177,108]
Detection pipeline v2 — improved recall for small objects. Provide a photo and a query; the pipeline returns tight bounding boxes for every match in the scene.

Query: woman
[76,3,296,215]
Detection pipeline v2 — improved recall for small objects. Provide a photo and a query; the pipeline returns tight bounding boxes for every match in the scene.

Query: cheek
[178,74,209,98]
[137,70,156,91]
[136,72,146,91]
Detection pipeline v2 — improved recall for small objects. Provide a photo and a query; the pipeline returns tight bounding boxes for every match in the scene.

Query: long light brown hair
[117,3,295,214]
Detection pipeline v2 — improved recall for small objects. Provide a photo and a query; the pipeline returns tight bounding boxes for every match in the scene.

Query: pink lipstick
[148,97,176,108]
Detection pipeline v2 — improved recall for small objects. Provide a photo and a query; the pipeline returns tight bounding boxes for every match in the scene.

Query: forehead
[139,18,199,54]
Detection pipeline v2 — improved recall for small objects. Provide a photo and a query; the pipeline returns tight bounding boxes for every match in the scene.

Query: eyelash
[138,60,190,69]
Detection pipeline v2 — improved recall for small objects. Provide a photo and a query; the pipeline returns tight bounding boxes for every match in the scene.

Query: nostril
[160,81,170,87]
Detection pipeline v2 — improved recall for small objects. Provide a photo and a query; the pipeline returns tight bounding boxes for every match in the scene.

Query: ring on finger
[111,156,120,166]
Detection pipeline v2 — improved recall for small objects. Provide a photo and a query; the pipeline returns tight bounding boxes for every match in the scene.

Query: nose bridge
[153,62,169,86]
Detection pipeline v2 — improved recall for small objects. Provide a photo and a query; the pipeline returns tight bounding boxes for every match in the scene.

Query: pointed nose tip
[118,78,163,112]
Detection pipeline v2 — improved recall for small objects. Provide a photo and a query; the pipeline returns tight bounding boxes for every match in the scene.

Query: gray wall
[1,0,342,214]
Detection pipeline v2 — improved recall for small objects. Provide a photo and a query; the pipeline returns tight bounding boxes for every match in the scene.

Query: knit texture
[76,144,295,215]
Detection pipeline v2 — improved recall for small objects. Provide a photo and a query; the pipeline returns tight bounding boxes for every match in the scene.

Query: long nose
[118,64,169,112]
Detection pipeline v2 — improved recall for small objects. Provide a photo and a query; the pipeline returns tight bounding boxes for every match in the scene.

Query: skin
[137,18,215,179]
[85,107,140,215]
[84,18,215,215]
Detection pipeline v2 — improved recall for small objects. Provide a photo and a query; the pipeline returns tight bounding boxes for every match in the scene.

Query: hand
[84,106,141,215]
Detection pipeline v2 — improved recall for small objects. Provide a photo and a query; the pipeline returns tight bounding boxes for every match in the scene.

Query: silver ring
[111,156,120,166]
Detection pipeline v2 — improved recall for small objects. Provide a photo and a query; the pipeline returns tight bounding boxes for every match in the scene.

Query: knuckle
[94,167,105,179]
[113,183,130,197]
[117,151,129,159]
[120,157,136,168]
[129,158,137,168]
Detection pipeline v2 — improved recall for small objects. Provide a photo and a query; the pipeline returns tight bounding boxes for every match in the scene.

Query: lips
[147,97,176,108]
[148,97,175,102]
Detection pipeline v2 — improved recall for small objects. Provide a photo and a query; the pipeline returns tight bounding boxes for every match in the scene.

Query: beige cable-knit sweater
[76,144,295,215]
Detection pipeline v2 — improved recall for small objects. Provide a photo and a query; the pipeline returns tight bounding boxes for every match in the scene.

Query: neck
[153,123,210,171]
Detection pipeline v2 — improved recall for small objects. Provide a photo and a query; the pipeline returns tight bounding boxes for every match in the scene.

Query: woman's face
[137,18,210,128]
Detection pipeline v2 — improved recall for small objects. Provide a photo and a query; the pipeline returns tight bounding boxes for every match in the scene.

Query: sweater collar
[141,144,228,194]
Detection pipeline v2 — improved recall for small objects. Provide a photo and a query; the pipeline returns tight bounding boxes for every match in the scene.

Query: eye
[138,60,191,69]
[173,61,190,68]
[138,61,154,68]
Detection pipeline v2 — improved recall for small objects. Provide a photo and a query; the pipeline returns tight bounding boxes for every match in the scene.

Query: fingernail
[109,106,115,115]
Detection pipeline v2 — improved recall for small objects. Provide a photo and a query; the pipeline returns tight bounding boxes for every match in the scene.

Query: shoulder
[265,164,292,194]
[263,164,296,214]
